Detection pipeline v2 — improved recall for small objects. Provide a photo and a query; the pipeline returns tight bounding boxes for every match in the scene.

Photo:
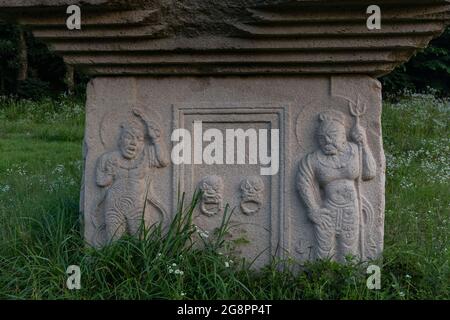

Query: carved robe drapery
[297,142,376,261]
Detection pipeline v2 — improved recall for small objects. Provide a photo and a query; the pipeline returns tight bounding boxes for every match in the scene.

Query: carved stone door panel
[173,105,289,268]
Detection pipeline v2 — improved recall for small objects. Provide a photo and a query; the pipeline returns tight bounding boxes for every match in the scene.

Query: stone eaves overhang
[0,0,449,77]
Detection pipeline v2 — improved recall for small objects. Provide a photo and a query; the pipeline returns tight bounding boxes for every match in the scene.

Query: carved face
[200,177,223,202]
[119,128,145,160]
[318,121,347,155]
[241,177,264,199]
[199,176,224,217]
[240,176,264,215]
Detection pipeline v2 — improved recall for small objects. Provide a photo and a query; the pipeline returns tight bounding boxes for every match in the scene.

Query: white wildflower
[174,269,184,276]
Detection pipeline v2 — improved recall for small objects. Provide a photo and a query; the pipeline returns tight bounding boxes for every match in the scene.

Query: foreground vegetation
[0,93,448,299]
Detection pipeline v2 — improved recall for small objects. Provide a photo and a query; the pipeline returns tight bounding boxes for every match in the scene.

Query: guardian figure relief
[297,105,377,262]
[93,108,169,245]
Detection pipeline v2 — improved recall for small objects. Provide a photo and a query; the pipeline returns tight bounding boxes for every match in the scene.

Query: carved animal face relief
[199,176,224,217]
[240,176,264,215]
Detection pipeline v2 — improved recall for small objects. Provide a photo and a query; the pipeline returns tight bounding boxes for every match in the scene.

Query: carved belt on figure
[325,199,358,234]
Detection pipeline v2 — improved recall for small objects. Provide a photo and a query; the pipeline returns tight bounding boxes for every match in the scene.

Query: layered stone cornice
[1,0,449,76]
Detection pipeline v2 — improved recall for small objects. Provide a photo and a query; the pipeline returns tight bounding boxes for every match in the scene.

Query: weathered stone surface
[1,1,449,76]
[81,76,384,267]
[1,1,449,266]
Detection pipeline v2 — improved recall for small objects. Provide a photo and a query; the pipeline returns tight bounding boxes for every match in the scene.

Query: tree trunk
[0,69,4,94]
[65,64,75,95]
[17,28,28,82]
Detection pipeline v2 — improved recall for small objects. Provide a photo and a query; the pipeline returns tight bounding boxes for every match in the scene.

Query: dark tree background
[0,22,88,99]
[381,27,450,96]
[0,23,20,95]
[0,22,449,98]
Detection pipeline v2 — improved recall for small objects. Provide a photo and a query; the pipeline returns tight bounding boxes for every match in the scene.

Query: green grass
[0,93,448,300]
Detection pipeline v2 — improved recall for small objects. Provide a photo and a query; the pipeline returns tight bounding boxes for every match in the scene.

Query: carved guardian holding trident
[297,103,377,262]
[93,108,169,244]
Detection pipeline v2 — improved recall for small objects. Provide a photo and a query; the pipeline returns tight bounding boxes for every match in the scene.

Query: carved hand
[319,212,334,230]
[309,208,333,228]
[351,125,367,146]
[132,108,145,120]
[133,108,161,141]
[146,121,161,141]
[308,212,321,225]
[105,159,116,176]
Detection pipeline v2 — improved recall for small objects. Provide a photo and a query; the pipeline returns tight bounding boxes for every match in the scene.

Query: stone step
[81,62,399,77]
[0,0,130,9]
[62,51,409,66]
[232,22,446,38]
[32,25,167,40]
[28,21,446,40]
[248,6,450,22]
[47,36,426,53]
[17,9,159,27]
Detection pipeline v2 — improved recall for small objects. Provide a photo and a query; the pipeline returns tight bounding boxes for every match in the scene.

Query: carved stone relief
[240,176,264,215]
[172,103,289,268]
[81,76,384,267]
[296,99,378,262]
[295,237,314,261]
[198,175,224,217]
[91,108,169,245]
